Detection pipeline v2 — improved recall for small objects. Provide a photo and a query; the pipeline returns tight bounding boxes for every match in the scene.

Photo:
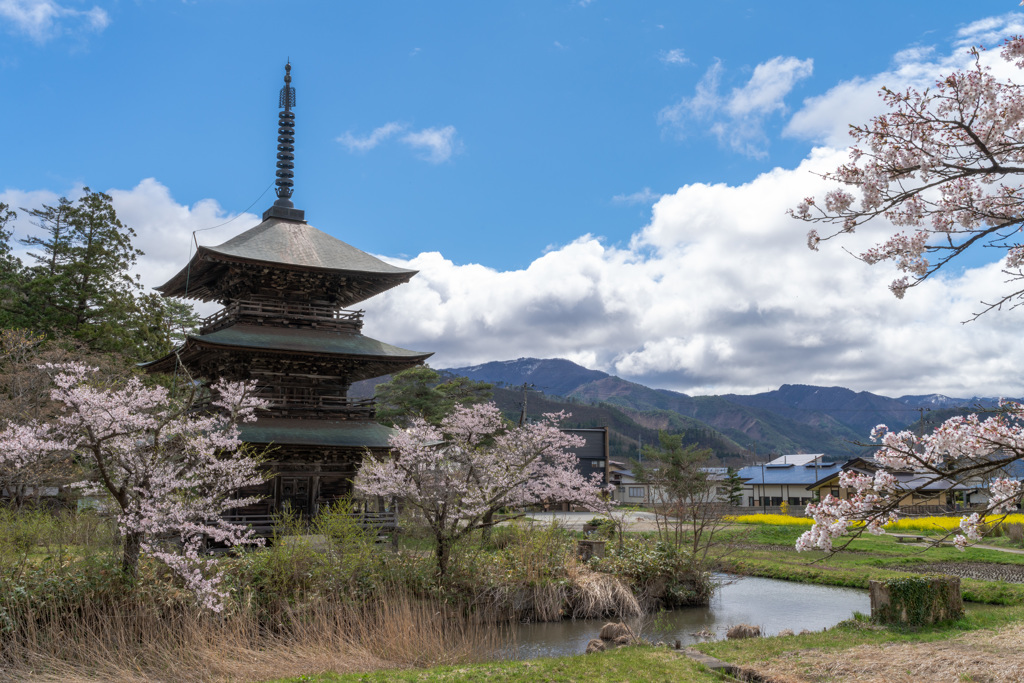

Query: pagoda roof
[241,418,396,449]
[157,216,416,303]
[142,323,432,375]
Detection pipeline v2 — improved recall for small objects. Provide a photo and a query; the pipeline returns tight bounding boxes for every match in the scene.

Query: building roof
[811,462,974,492]
[766,453,828,466]
[157,217,417,303]
[142,323,432,375]
[738,461,842,486]
[241,418,396,448]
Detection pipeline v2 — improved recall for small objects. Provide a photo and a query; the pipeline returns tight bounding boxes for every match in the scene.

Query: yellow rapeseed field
[885,513,1024,532]
[726,512,1024,532]
[725,513,814,527]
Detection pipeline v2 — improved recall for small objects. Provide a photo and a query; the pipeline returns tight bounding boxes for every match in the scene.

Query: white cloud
[337,122,405,152]
[338,123,460,163]
[726,57,814,117]
[785,14,1024,147]
[660,49,690,66]
[660,56,812,158]
[400,126,459,163]
[612,188,660,205]
[955,14,1024,49]
[0,0,109,43]
[359,145,1024,398]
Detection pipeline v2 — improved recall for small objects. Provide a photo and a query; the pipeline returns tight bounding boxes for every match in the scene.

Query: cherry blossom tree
[355,402,609,578]
[797,409,1024,553]
[0,363,268,610]
[791,36,1024,553]
[793,38,1024,314]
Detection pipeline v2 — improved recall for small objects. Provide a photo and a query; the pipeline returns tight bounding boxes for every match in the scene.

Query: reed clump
[1,585,505,682]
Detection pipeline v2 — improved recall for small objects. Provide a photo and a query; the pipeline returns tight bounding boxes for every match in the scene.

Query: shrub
[592,538,713,608]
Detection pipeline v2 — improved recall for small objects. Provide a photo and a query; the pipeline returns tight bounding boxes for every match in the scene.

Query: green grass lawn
[266,647,725,683]
[715,524,1024,604]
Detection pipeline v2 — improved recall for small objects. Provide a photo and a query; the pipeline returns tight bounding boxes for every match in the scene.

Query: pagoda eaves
[157,217,417,306]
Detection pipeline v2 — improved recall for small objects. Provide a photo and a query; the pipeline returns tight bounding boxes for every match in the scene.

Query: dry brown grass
[466,559,640,623]
[0,591,506,683]
[566,561,642,620]
[746,623,1024,683]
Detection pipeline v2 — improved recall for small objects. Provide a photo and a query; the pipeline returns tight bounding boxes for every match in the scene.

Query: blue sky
[3,1,1024,398]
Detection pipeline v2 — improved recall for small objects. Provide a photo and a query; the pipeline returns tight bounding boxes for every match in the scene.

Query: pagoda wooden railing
[196,393,376,419]
[200,300,364,334]
[259,392,376,419]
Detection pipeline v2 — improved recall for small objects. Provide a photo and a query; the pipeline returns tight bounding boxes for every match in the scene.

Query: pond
[502,574,870,660]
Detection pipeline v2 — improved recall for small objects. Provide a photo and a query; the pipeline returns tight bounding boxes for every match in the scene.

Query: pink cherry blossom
[791,38,1024,318]
[355,402,612,577]
[0,364,268,611]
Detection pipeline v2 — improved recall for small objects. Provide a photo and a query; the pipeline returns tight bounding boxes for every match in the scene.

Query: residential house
[607,462,747,505]
[810,456,975,509]
[738,454,842,507]
[563,427,610,488]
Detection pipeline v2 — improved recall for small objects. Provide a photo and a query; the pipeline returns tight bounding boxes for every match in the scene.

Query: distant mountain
[896,394,1010,410]
[451,358,609,397]
[486,386,750,468]
[445,358,877,457]
[365,356,1006,460]
[721,384,920,441]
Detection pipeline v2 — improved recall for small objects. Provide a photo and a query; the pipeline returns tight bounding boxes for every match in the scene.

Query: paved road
[517,510,662,531]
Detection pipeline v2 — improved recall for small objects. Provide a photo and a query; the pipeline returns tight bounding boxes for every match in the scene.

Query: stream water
[501,574,870,660]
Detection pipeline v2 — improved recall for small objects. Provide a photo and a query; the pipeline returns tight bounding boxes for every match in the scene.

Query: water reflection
[504,575,870,660]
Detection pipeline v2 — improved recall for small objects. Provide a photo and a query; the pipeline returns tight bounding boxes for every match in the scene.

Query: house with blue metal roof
[737,454,843,507]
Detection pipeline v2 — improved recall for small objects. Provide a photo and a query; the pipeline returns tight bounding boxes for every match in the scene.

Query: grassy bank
[715,524,1024,605]
[267,646,724,683]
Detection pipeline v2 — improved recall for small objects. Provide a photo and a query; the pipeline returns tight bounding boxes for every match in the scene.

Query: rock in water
[726,623,761,640]
[599,622,633,641]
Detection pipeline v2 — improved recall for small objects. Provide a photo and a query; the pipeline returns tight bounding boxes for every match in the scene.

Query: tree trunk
[122,531,142,578]
[435,535,451,580]
[481,509,494,543]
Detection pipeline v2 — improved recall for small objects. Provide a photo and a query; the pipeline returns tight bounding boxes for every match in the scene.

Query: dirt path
[744,623,1024,683]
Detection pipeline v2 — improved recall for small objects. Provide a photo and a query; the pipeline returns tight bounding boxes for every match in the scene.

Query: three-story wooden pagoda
[144,63,431,516]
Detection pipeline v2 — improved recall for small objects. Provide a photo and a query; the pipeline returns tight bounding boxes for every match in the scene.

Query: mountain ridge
[443,357,1010,457]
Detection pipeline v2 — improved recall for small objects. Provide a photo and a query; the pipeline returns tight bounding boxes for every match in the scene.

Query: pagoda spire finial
[265,61,305,222]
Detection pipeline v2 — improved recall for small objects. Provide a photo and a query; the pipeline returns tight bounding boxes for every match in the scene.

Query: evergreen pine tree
[725,467,744,506]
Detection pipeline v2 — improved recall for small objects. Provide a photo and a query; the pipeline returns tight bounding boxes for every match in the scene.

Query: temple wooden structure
[144,63,431,517]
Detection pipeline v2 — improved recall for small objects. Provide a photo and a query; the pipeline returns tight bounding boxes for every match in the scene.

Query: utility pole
[518,382,534,426]
[760,461,766,511]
